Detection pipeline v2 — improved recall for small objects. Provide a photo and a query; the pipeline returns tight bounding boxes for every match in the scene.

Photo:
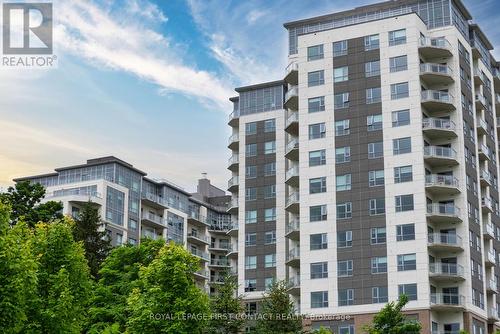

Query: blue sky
[1,0,499,192]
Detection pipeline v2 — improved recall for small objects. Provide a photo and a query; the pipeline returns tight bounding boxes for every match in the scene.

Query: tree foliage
[363,294,422,334]
[256,280,303,334]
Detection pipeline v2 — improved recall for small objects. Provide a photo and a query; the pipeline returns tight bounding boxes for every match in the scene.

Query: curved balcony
[421,90,455,112]
[285,218,300,240]
[285,138,299,161]
[422,118,457,139]
[227,134,239,150]
[284,61,298,85]
[208,242,232,252]
[188,212,209,227]
[482,196,493,213]
[489,307,500,323]
[45,190,104,206]
[187,231,210,245]
[475,93,487,111]
[209,275,225,285]
[479,144,492,161]
[227,197,239,214]
[190,248,209,262]
[480,169,492,187]
[423,146,458,167]
[425,174,460,195]
[141,212,167,229]
[484,222,495,240]
[227,176,239,193]
[430,293,465,311]
[285,165,299,187]
[227,244,238,258]
[496,93,500,107]
[429,263,465,282]
[284,86,299,111]
[208,223,231,234]
[477,118,488,135]
[485,250,496,267]
[227,222,239,237]
[287,276,300,295]
[141,192,169,209]
[420,63,453,85]
[285,111,299,135]
[474,68,486,86]
[208,258,230,268]
[419,37,452,59]
[193,270,209,280]
[227,155,239,172]
[285,192,300,213]
[427,233,463,252]
[426,203,462,223]
[487,279,498,294]
[228,110,239,127]
[286,248,300,267]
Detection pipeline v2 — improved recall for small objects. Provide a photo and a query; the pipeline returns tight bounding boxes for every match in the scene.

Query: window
[245,279,256,292]
[310,177,327,194]
[366,87,381,104]
[335,119,350,136]
[245,122,257,134]
[129,219,137,230]
[391,82,409,99]
[392,109,410,126]
[371,227,386,244]
[264,141,276,154]
[339,326,355,334]
[264,162,276,176]
[116,233,123,245]
[334,66,349,82]
[245,188,257,201]
[311,262,328,279]
[336,147,351,164]
[309,150,326,166]
[308,96,325,113]
[246,165,257,179]
[265,231,276,244]
[398,283,417,301]
[394,166,413,183]
[365,34,379,50]
[311,291,329,308]
[338,260,353,277]
[308,70,324,87]
[128,237,136,245]
[389,29,406,46]
[264,208,276,222]
[389,55,408,72]
[245,233,257,246]
[369,170,384,187]
[310,233,328,250]
[265,254,276,268]
[333,40,347,56]
[373,287,388,303]
[263,185,276,199]
[334,92,350,109]
[365,60,380,77]
[307,44,324,61]
[397,254,416,271]
[395,194,414,212]
[309,123,326,139]
[337,202,352,219]
[393,137,411,154]
[370,199,385,215]
[246,143,257,157]
[310,205,327,222]
[265,277,274,290]
[338,289,354,306]
[368,142,383,159]
[371,257,388,273]
[367,114,382,130]
[336,174,351,191]
[245,210,257,224]
[245,256,257,269]
[338,230,352,248]
[396,224,415,241]
[264,119,275,132]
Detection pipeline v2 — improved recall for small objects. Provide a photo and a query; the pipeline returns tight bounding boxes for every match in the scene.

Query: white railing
[228,134,239,145]
[475,93,487,106]
[419,37,451,50]
[286,219,300,235]
[190,248,209,260]
[424,146,457,159]
[141,192,169,207]
[187,231,210,243]
[286,112,299,127]
[286,138,299,153]
[484,222,495,237]
[141,212,167,226]
[285,86,299,104]
[480,169,491,183]
[421,90,454,104]
[482,196,493,209]
[427,203,460,216]
[285,61,298,76]
[287,248,300,262]
[430,293,465,306]
[286,192,299,207]
[420,63,452,76]
[228,110,239,122]
[286,166,299,180]
[45,190,102,200]
[228,155,239,166]
[422,118,455,131]
[228,176,239,189]
[429,263,464,277]
[487,251,496,263]
[288,276,300,288]
[427,233,462,247]
[425,174,459,188]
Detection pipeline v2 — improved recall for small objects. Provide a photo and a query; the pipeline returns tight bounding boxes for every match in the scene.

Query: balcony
[285,138,299,161]
[284,61,298,85]
[479,144,492,161]
[45,190,104,206]
[425,174,460,195]
[422,118,457,139]
[193,270,209,280]
[418,37,452,59]
[484,222,495,240]
[227,222,239,237]
[427,233,463,252]
[426,203,462,224]
[487,279,498,294]
[476,118,488,135]
[423,146,459,167]
[190,248,209,262]
[188,212,209,227]
[421,90,455,112]
[420,63,453,85]
[209,275,225,285]
[141,212,167,229]
[227,134,239,150]
[227,197,238,214]
[287,276,300,295]
[187,231,210,245]
[285,111,299,135]
[480,169,492,187]
[488,307,500,323]
[227,155,239,172]
[285,218,300,240]
[208,258,230,268]
[285,165,299,187]
[286,248,300,267]
[227,176,239,193]
[429,263,465,282]
[474,68,486,86]
[482,196,493,213]
[141,192,169,209]
[430,293,465,311]
[485,251,496,267]
[475,93,487,111]
[228,110,239,127]
[208,223,231,234]
[496,94,500,107]
[284,85,299,111]
[208,242,232,252]
[285,192,300,213]
[227,244,238,258]
[494,69,500,89]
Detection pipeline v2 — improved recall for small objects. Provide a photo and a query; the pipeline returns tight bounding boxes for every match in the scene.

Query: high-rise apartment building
[14,156,236,295]
[228,0,500,332]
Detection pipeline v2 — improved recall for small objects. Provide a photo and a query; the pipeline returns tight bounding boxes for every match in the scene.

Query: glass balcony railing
[425,174,459,188]
[286,192,299,207]
[429,263,464,277]
[141,212,167,226]
[287,248,300,262]
[286,166,299,180]
[187,232,210,243]
[427,233,462,247]
[285,86,299,103]
[421,90,454,104]
[420,63,452,76]
[286,219,300,235]
[427,203,460,216]
[422,118,455,131]
[419,37,451,50]
[430,293,465,306]
[424,146,457,159]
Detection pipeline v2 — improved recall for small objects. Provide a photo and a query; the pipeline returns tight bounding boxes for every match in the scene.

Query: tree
[256,280,303,334]
[0,203,38,333]
[126,242,210,333]
[311,327,333,334]
[207,270,245,334]
[363,294,422,334]
[0,181,63,227]
[72,201,111,278]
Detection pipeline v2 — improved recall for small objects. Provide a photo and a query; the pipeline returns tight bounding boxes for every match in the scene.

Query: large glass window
[310,205,327,222]
[333,40,348,56]
[264,141,276,154]
[338,230,352,248]
[397,254,417,271]
[338,260,353,277]
[245,256,257,269]
[389,55,408,72]
[337,202,352,219]
[368,142,383,159]
[395,194,414,212]
[371,257,388,273]
[311,291,329,308]
[364,34,379,50]
[308,96,325,113]
[310,233,328,250]
[371,227,386,244]
[396,223,415,241]
[246,143,257,157]
[394,166,413,183]
[264,254,276,268]
[391,82,409,99]
[264,119,275,132]
[106,186,125,226]
[392,109,410,126]
[369,198,385,215]
[335,119,350,136]
[308,70,325,87]
[308,44,324,61]
[309,123,326,139]
[245,122,257,134]
[245,210,257,224]
[367,114,382,130]
[334,66,349,82]
[264,208,276,222]
[369,170,384,187]
[334,92,350,109]
[365,60,380,77]
[309,150,326,166]
[366,87,381,104]
[336,146,350,164]
[245,233,257,246]
[393,137,411,154]
[338,289,354,306]
[398,283,417,300]
[389,29,406,46]
[372,287,388,303]
[336,174,351,191]
[310,177,327,194]
[311,262,328,279]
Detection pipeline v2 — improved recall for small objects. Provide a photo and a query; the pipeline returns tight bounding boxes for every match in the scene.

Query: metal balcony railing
[425,174,459,188]
[422,118,455,131]
[427,233,462,247]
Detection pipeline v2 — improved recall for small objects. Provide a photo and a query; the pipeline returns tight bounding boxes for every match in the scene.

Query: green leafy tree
[0,181,63,227]
[311,327,333,334]
[126,242,210,333]
[207,270,245,334]
[363,294,422,334]
[0,203,38,334]
[256,280,303,334]
[86,238,165,333]
[72,201,111,278]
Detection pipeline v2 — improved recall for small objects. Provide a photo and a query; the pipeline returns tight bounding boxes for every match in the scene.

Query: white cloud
[247,9,268,24]
[125,0,168,23]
